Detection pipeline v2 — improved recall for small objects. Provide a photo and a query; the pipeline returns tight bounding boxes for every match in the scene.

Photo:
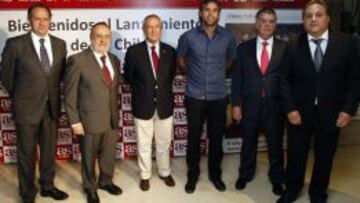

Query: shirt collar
[146,40,160,51]
[31,31,50,43]
[257,35,274,47]
[308,29,329,42]
[90,46,108,59]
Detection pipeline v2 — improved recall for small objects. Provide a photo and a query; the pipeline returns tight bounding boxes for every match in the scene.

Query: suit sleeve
[0,39,16,95]
[231,44,243,107]
[279,43,297,114]
[342,37,360,115]
[123,47,134,86]
[64,56,81,125]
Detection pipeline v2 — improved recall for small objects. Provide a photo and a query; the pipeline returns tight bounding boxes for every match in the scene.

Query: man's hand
[72,123,85,136]
[287,110,302,125]
[336,112,352,128]
[232,106,242,124]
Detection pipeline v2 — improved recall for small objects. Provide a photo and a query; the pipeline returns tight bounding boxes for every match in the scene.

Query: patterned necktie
[260,41,269,97]
[100,55,112,86]
[151,46,159,73]
[39,39,51,74]
[312,38,324,72]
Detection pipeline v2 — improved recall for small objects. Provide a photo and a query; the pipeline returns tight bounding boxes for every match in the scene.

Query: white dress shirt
[308,30,329,61]
[31,32,53,66]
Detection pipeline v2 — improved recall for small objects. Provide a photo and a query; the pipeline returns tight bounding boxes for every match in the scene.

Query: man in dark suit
[277,1,360,203]
[65,22,122,203]
[231,8,286,196]
[0,3,68,203]
[124,14,176,191]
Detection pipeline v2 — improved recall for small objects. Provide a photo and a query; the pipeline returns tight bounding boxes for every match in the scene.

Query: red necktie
[151,46,159,72]
[260,41,269,97]
[100,55,112,86]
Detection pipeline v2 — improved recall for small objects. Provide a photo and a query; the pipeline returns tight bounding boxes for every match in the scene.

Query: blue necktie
[39,38,51,74]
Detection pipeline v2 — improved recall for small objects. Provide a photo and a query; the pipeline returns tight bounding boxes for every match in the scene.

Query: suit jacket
[231,37,286,119]
[0,32,67,124]
[281,32,360,127]
[65,48,121,134]
[124,41,176,119]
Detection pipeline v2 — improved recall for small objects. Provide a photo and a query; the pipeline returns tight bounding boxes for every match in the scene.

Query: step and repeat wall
[0,0,306,163]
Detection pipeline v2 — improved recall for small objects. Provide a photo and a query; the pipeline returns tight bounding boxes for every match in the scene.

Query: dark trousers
[185,96,226,181]
[239,98,285,184]
[285,106,340,200]
[79,129,117,192]
[16,109,57,200]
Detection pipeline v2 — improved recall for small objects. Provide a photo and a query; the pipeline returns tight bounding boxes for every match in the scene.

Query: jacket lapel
[141,41,156,80]
[49,35,57,74]
[85,48,110,86]
[26,32,46,75]
[299,33,317,75]
[319,34,335,74]
[265,38,280,75]
[158,42,167,80]
[108,53,119,88]
[249,39,262,76]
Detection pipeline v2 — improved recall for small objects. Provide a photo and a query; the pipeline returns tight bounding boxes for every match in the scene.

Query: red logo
[0,97,12,113]
[124,143,137,159]
[173,125,187,140]
[2,130,16,145]
[0,147,4,163]
[173,94,184,107]
[56,145,72,160]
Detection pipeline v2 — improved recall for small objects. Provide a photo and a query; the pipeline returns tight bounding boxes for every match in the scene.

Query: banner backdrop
[0,0,305,163]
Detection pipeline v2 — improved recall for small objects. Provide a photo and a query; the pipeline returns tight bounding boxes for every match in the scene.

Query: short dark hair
[90,22,111,38]
[256,8,277,21]
[199,0,221,12]
[303,0,330,18]
[27,3,52,20]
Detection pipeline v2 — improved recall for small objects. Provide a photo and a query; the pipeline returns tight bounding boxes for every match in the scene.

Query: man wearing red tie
[124,14,176,191]
[65,22,122,203]
[231,8,286,196]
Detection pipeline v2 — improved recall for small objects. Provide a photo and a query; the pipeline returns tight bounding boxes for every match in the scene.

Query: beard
[202,17,219,27]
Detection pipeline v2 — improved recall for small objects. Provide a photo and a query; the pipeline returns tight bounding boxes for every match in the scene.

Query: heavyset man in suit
[231,8,285,196]
[177,0,237,193]
[0,3,68,203]
[64,22,122,203]
[124,14,176,191]
[278,1,360,203]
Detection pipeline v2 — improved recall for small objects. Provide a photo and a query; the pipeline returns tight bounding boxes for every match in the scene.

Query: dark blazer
[64,48,121,134]
[0,32,67,124]
[281,32,360,127]
[124,41,176,119]
[232,37,286,118]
